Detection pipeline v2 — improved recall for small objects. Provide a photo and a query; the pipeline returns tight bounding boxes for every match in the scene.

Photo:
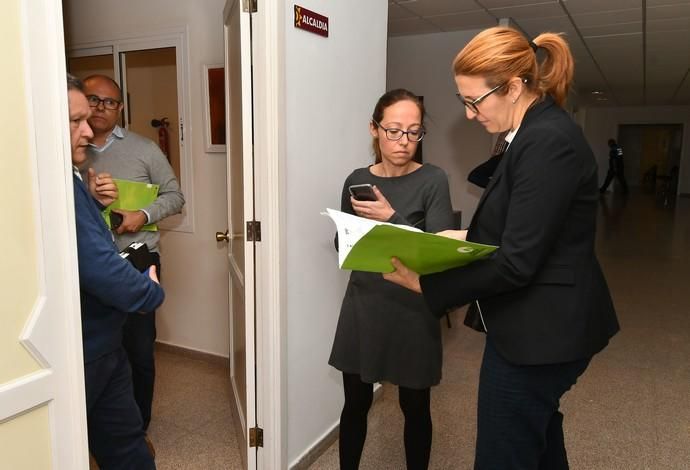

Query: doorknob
[216,230,243,242]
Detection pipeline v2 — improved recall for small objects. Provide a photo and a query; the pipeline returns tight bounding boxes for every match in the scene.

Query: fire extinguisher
[151,117,170,160]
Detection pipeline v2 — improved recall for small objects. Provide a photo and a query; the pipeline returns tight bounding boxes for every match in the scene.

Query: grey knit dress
[329,164,454,389]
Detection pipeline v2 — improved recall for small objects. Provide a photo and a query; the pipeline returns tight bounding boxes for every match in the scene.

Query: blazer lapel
[467,149,508,236]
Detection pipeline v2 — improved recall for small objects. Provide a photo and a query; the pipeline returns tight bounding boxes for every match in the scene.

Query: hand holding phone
[109,211,124,230]
[348,184,378,202]
[348,184,395,221]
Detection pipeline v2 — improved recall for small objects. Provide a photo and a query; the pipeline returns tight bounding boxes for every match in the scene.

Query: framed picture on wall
[203,64,226,153]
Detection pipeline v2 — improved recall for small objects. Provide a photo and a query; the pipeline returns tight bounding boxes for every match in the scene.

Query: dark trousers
[123,252,160,431]
[339,373,432,470]
[600,161,628,193]
[474,339,590,470]
[85,347,155,470]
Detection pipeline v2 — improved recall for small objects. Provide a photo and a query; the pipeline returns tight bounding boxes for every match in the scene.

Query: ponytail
[532,33,573,107]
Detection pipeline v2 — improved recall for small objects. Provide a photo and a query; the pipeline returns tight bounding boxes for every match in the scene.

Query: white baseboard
[288,383,383,470]
[154,340,229,367]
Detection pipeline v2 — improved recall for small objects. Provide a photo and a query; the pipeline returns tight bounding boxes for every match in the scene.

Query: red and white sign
[294,5,329,38]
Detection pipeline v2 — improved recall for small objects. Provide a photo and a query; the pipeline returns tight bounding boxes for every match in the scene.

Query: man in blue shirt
[68,73,163,470]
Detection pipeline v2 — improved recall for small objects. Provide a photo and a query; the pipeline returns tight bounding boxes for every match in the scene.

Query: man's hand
[87,168,118,206]
[113,209,147,234]
[147,265,160,284]
[383,257,422,293]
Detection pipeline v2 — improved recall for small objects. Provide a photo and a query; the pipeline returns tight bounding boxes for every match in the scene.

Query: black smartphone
[348,184,377,201]
[109,211,123,230]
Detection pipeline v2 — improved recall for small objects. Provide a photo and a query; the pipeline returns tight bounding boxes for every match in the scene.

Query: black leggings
[339,373,432,470]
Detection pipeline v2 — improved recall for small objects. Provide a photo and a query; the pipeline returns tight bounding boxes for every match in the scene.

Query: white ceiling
[388,0,690,107]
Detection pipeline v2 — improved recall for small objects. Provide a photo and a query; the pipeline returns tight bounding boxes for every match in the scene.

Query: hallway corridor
[310,191,690,469]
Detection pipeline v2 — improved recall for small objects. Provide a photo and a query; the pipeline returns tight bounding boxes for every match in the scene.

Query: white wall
[581,105,690,194]
[387,29,491,226]
[65,0,231,356]
[284,1,388,465]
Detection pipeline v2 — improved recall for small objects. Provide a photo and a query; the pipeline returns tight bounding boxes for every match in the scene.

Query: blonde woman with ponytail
[384,27,619,469]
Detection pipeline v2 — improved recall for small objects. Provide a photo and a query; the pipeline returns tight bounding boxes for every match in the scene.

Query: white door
[221,0,258,468]
[0,0,88,468]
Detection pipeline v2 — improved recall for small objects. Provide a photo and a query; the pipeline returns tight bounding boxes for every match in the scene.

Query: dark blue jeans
[85,347,155,469]
[475,338,591,470]
[122,251,160,431]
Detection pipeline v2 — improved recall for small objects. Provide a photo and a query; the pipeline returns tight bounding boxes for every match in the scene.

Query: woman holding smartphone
[329,88,454,470]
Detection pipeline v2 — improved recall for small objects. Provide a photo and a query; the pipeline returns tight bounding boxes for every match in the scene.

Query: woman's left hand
[351,186,395,221]
[383,257,422,293]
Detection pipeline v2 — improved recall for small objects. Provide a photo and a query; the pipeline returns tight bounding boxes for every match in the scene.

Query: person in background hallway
[383,27,620,470]
[81,74,185,434]
[67,74,163,469]
[329,89,454,470]
[599,138,628,194]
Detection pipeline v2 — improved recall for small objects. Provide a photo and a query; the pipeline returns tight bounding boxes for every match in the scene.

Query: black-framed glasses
[373,121,425,142]
[86,95,121,111]
[456,83,506,114]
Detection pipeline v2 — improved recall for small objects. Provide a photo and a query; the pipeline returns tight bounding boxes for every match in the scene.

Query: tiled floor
[147,351,243,469]
[151,190,690,469]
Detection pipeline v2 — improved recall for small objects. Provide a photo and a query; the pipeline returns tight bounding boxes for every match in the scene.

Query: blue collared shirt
[88,125,125,153]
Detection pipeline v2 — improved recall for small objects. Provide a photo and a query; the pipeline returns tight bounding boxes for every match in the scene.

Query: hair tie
[529,40,538,53]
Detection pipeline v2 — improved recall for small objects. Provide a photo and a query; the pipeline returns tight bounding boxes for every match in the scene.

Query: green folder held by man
[323,208,497,275]
[102,179,160,231]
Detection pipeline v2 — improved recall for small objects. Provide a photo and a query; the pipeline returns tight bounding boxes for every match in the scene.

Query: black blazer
[421,96,619,365]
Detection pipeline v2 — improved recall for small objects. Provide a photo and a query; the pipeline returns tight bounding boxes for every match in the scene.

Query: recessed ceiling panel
[480,0,557,8]
[572,9,642,28]
[579,22,643,38]
[648,0,690,5]
[563,0,641,15]
[389,2,418,20]
[400,0,485,16]
[488,3,565,20]
[514,15,573,36]
[389,17,443,36]
[647,3,690,21]
[646,17,690,33]
[427,10,497,31]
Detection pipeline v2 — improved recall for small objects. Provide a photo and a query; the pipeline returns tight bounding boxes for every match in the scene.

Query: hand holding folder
[102,179,159,232]
[323,208,497,275]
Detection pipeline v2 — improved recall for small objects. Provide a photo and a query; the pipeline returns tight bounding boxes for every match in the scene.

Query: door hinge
[243,0,257,13]
[246,221,261,242]
[249,426,263,447]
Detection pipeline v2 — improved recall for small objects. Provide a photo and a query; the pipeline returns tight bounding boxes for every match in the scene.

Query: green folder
[102,179,159,231]
[324,208,497,275]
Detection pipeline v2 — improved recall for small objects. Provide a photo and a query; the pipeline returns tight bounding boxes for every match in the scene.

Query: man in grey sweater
[81,74,185,435]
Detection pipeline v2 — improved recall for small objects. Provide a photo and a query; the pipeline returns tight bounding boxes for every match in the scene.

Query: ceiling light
[591,91,605,95]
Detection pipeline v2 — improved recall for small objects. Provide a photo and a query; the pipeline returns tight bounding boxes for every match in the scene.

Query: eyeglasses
[373,121,425,142]
[456,83,506,114]
[86,95,121,111]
